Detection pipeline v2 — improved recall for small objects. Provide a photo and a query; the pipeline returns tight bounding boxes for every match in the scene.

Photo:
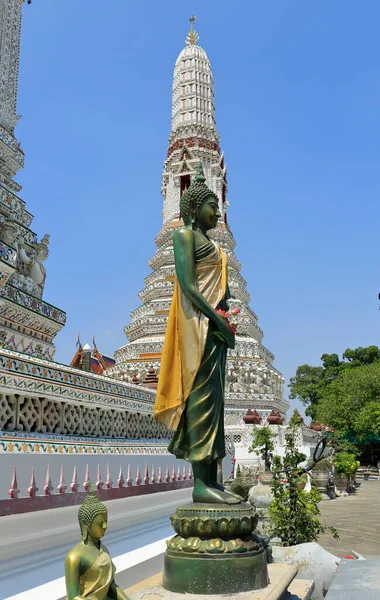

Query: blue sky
[17,1,379,413]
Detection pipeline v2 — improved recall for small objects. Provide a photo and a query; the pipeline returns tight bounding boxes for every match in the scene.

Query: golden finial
[186,15,199,46]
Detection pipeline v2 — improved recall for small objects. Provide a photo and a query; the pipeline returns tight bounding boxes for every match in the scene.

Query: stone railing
[0,392,169,438]
[144,266,175,287]
[130,300,169,321]
[1,462,193,516]
[126,323,168,342]
[148,248,174,270]
[0,347,174,438]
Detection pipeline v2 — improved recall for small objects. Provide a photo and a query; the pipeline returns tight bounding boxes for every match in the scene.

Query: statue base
[126,564,316,600]
[163,502,269,595]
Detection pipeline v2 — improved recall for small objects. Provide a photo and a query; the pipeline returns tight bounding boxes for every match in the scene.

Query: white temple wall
[228,424,318,475]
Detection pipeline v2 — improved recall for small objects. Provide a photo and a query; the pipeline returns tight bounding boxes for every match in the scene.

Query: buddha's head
[180,163,221,231]
[78,486,108,544]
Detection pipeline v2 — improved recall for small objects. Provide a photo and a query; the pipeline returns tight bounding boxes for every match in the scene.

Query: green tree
[248,426,277,471]
[355,401,380,441]
[289,346,380,419]
[316,361,380,443]
[288,365,324,419]
[342,346,380,367]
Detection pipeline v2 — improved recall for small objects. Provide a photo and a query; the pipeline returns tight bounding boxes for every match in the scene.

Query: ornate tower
[0,0,66,359]
[110,19,288,421]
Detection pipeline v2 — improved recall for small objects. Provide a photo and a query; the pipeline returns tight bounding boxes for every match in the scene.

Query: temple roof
[70,339,115,375]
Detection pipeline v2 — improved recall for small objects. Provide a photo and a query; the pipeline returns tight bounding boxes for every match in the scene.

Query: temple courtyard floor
[318,479,380,558]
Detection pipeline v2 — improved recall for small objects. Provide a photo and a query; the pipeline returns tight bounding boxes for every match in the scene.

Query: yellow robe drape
[73,546,115,600]
[154,240,227,430]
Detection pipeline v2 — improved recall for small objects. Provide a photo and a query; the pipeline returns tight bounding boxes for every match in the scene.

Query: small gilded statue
[154,163,241,505]
[64,487,130,600]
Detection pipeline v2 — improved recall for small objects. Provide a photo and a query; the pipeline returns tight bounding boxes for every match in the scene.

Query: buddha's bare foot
[193,481,241,504]
[210,481,244,502]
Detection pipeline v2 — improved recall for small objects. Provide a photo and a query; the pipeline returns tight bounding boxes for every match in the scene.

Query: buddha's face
[88,512,108,541]
[197,195,221,231]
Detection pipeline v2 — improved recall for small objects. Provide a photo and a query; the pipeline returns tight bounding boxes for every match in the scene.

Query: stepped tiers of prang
[108,21,288,421]
[0,0,65,361]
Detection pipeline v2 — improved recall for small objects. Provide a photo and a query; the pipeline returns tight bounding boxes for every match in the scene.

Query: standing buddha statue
[154,162,241,505]
[64,487,130,600]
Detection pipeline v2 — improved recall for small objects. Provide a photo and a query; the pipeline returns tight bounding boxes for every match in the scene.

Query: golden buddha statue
[64,487,130,600]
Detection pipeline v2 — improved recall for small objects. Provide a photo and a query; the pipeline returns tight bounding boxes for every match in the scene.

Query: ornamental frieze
[0,284,66,324]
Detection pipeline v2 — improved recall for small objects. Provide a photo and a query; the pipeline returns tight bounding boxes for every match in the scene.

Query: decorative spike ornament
[83,464,91,491]
[185,15,199,46]
[171,465,176,482]
[57,466,67,494]
[43,465,53,496]
[188,465,193,479]
[8,467,20,499]
[151,464,156,484]
[117,465,124,488]
[165,465,170,483]
[27,468,38,498]
[157,466,163,483]
[71,465,79,492]
[105,464,113,489]
[177,466,182,481]
[135,465,141,486]
[96,465,103,490]
[143,463,149,485]
[182,466,187,480]
[126,464,132,487]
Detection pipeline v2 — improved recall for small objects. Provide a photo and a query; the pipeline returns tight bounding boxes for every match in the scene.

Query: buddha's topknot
[180,163,219,225]
[78,484,107,536]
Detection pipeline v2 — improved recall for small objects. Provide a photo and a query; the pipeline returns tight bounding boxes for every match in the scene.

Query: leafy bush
[311,458,332,471]
[333,452,360,476]
[267,416,339,546]
[249,426,277,471]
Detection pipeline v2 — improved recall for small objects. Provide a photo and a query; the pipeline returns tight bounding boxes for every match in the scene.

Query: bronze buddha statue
[64,488,129,600]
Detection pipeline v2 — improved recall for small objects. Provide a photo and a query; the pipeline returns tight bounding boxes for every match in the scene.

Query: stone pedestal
[126,564,316,600]
[163,503,269,595]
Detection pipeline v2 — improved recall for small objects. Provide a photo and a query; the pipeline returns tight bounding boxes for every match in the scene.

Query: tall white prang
[110,20,288,429]
[0,0,66,359]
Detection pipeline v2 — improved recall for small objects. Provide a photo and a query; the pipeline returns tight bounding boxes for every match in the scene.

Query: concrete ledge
[287,579,315,600]
[125,564,299,599]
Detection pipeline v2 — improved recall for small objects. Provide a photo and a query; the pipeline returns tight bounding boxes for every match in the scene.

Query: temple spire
[110,23,287,424]
[186,15,199,46]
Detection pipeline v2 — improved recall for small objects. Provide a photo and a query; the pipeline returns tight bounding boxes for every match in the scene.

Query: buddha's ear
[82,526,89,544]
[189,199,197,224]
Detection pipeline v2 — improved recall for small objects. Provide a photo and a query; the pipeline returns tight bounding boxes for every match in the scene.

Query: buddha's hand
[215,314,235,349]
